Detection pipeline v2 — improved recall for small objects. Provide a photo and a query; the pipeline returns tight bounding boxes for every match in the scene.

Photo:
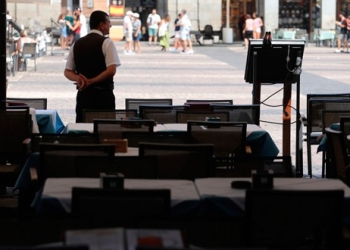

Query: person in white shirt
[123,11,134,54]
[179,9,193,54]
[75,7,87,37]
[147,9,161,46]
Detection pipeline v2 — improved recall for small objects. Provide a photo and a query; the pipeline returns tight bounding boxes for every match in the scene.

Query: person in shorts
[123,10,134,54]
[147,9,161,45]
[243,13,254,48]
[132,13,142,53]
[335,12,348,53]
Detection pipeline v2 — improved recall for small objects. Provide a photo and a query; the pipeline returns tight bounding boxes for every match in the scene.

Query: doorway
[222,0,256,41]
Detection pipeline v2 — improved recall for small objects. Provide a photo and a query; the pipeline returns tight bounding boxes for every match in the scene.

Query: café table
[35,178,201,217]
[64,123,279,158]
[194,177,350,218]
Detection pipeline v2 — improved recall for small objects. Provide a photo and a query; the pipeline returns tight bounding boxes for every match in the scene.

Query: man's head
[152,9,157,15]
[75,7,82,15]
[339,12,345,19]
[126,10,133,17]
[90,10,111,35]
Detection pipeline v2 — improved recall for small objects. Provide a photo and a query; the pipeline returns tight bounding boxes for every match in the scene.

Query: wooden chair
[72,187,170,228]
[211,104,260,125]
[82,109,138,123]
[321,110,350,177]
[0,109,31,194]
[93,119,155,142]
[139,142,214,180]
[139,105,189,124]
[125,98,173,112]
[304,97,350,177]
[245,189,344,249]
[185,99,233,105]
[7,97,47,110]
[340,116,350,157]
[187,121,247,170]
[21,42,37,71]
[325,128,350,184]
[29,133,99,153]
[75,155,157,179]
[38,143,115,184]
[176,111,229,123]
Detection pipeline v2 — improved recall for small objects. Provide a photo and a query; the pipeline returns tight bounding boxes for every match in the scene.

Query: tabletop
[38,178,200,214]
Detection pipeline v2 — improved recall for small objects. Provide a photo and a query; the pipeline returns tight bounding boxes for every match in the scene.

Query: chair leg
[321,151,326,178]
[307,138,313,178]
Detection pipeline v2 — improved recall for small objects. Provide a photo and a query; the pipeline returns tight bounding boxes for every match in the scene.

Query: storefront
[278,0,321,33]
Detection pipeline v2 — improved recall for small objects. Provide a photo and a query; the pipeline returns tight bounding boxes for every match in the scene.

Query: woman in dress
[252,12,263,39]
[159,14,171,51]
[57,13,67,50]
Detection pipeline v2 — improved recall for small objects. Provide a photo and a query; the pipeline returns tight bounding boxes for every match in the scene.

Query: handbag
[158,24,166,37]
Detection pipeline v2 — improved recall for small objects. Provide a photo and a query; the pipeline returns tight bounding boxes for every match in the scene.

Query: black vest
[73,33,113,90]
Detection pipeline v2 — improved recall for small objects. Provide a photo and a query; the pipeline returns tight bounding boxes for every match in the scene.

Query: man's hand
[77,74,92,91]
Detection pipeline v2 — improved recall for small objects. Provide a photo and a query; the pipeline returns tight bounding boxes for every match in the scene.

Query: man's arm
[76,65,117,91]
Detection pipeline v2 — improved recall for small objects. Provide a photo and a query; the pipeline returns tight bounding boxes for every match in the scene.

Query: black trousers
[76,88,115,123]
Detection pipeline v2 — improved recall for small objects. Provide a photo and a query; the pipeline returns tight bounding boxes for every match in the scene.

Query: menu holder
[100,172,124,189]
[102,139,128,153]
[252,170,274,189]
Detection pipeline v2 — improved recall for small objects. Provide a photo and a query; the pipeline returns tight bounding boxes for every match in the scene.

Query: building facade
[5,0,349,42]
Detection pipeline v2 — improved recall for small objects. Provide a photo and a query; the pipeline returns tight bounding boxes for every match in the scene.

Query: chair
[93,119,155,142]
[203,24,214,40]
[282,30,296,39]
[304,96,350,177]
[0,109,31,193]
[211,104,260,125]
[139,105,189,124]
[125,98,173,112]
[21,42,37,71]
[186,99,233,105]
[245,189,344,249]
[75,155,157,179]
[29,133,100,153]
[325,128,350,184]
[82,109,138,123]
[71,187,170,227]
[38,143,115,183]
[139,142,214,180]
[6,44,16,76]
[187,121,247,169]
[7,97,47,110]
[176,111,229,123]
[340,116,350,156]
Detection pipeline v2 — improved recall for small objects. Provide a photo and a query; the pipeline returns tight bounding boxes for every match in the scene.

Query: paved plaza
[6,41,350,177]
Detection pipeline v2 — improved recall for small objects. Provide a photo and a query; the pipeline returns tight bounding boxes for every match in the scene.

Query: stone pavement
[6,41,350,177]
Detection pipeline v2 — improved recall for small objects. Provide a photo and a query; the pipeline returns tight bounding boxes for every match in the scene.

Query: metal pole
[0,1,7,110]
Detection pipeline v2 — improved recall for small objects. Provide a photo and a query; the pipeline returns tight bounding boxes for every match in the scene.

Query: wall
[7,2,62,32]
[263,0,279,33]
[322,0,336,29]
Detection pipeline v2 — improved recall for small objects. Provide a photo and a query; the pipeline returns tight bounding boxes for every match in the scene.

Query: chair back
[30,133,99,153]
[176,111,229,123]
[211,104,260,125]
[139,105,189,124]
[139,142,214,180]
[83,109,138,123]
[340,116,350,155]
[186,99,233,105]
[75,155,157,178]
[245,189,344,249]
[0,109,31,164]
[7,97,47,109]
[22,43,37,57]
[93,119,155,142]
[72,187,170,227]
[39,143,115,181]
[187,121,247,157]
[321,110,350,132]
[125,98,173,112]
[325,128,349,181]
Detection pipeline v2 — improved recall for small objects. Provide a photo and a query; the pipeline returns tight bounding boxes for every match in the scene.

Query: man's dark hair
[89,10,108,30]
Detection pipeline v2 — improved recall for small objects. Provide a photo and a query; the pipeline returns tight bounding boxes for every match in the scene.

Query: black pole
[0,1,6,110]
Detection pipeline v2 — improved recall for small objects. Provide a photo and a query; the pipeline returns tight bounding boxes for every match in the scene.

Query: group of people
[122,8,194,54]
[57,7,87,50]
[242,12,264,48]
[335,12,350,53]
